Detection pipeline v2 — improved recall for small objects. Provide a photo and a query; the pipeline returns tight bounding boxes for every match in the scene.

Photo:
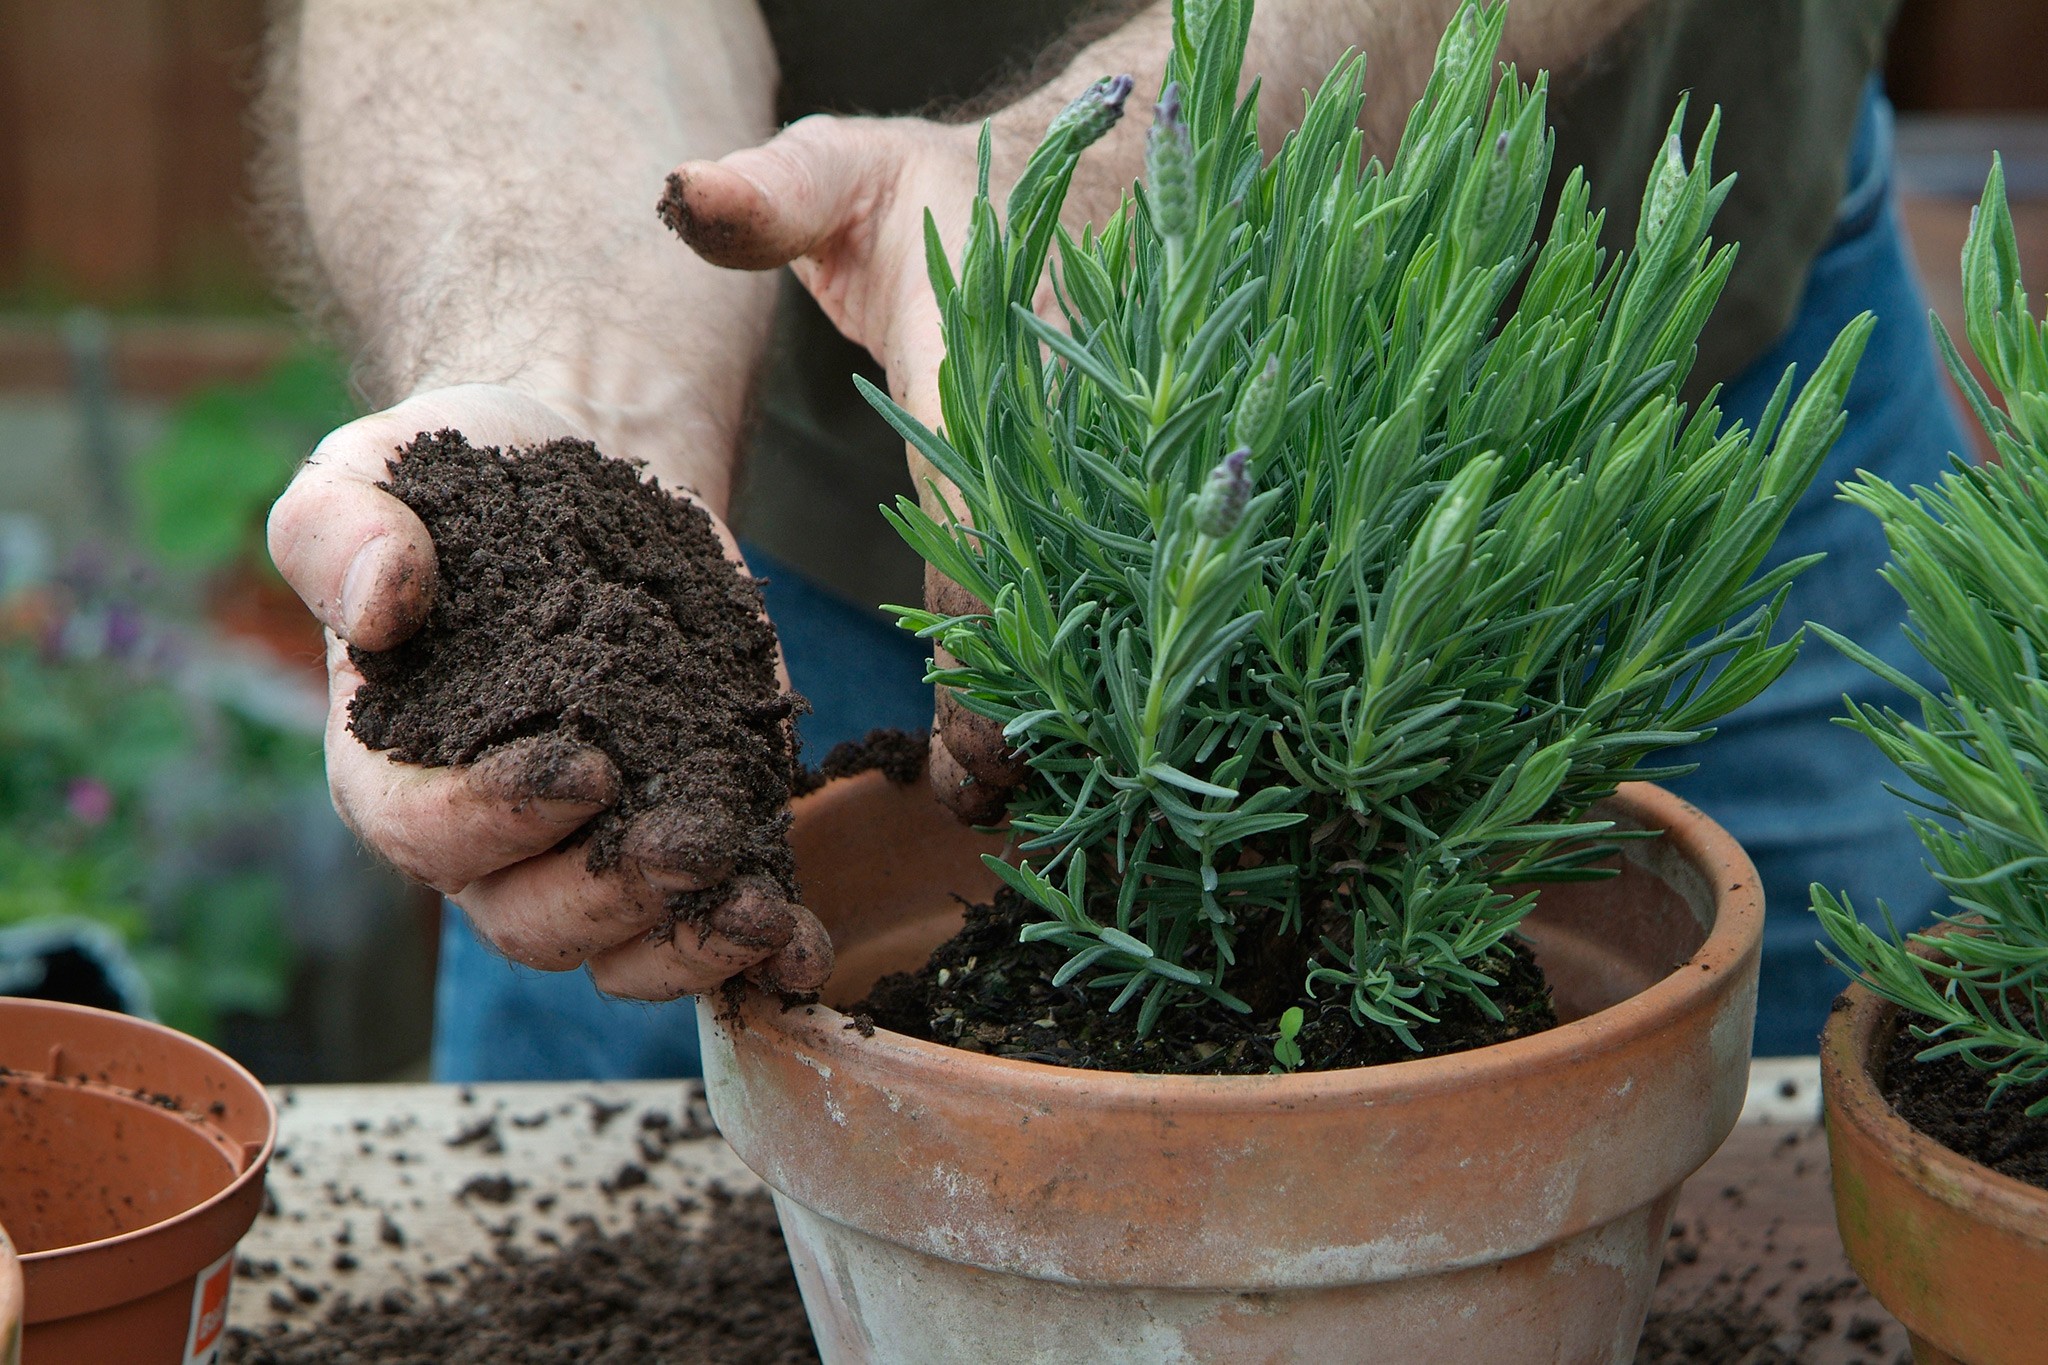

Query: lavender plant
[865,0,1871,1049]
[1812,157,2048,1115]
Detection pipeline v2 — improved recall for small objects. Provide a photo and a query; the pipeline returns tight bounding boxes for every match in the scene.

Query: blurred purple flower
[67,777,114,826]
[103,602,144,659]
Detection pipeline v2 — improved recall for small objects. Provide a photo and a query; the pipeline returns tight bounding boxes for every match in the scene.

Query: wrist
[506,365,752,519]
[401,287,772,520]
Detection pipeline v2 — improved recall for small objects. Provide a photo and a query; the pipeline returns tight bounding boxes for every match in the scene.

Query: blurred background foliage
[133,346,356,575]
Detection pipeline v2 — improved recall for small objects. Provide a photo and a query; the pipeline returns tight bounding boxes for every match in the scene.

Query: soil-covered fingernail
[753,913,833,994]
[656,167,762,266]
[935,689,1027,785]
[705,879,798,952]
[472,736,618,813]
[340,534,393,639]
[624,802,742,877]
[340,532,434,650]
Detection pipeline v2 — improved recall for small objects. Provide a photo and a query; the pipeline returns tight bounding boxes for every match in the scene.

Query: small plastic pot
[0,998,277,1364]
[1822,973,2048,1365]
[705,773,1764,1363]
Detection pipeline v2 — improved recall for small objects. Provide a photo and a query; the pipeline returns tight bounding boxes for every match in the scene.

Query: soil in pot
[855,886,1557,1075]
[348,430,799,907]
[222,1187,815,1365]
[790,728,930,798]
[1879,1007,2048,1191]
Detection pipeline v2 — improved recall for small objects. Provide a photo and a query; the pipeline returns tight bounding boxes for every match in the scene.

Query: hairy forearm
[990,0,1652,213]
[279,0,778,508]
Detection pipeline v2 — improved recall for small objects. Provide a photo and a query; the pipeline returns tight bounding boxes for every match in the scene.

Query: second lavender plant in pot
[703,2,1872,1359]
[1814,158,2048,1365]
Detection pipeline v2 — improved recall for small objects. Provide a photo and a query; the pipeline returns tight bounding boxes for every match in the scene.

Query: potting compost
[223,1187,816,1365]
[347,430,798,904]
[1879,1008,2048,1191]
[857,893,1558,1074]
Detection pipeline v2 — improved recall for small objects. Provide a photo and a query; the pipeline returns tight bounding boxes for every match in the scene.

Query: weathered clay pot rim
[756,779,1754,1102]
[4,998,279,1267]
[1822,971,2048,1234]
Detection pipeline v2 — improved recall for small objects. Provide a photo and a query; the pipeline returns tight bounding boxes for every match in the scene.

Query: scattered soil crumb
[1636,1277,1900,1364]
[456,1175,520,1206]
[587,1096,632,1134]
[853,887,1557,1075]
[1882,1009,2048,1191]
[445,1114,502,1154]
[602,1163,651,1197]
[222,1187,817,1365]
[346,430,800,913]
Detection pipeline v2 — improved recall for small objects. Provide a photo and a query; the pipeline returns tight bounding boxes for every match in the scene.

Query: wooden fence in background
[0,0,2040,314]
[0,0,268,311]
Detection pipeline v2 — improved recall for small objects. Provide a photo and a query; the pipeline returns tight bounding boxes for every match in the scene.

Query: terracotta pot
[0,998,277,1364]
[204,563,327,689]
[701,774,1764,1363]
[1821,974,2048,1365]
[2,1217,21,1365]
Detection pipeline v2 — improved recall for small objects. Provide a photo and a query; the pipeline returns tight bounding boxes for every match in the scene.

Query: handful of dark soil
[348,431,798,902]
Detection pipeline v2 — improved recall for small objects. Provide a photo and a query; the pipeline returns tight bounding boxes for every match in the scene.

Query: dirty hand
[660,114,1063,823]
[267,383,832,998]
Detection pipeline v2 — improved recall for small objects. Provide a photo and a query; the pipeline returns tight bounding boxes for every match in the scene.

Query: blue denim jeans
[432,82,1962,1080]
[1662,82,1963,1055]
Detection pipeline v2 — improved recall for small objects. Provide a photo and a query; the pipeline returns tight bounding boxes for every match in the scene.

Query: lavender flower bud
[1049,74,1136,151]
[1194,447,1252,538]
[1479,130,1512,233]
[1439,6,1480,88]
[1231,357,1283,454]
[1643,134,1686,239]
[1146,82,1195,246]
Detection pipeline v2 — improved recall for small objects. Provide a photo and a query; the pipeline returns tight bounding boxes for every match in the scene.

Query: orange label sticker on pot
[183,1249,233,1365]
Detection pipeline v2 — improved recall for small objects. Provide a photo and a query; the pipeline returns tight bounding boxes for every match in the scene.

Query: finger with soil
[584,890,822,1000]
[272,387,591,651]
[326,701,620,894]
[930,682,1026,824]
[928,727,1015,825]
[619,803,741,892]
[749,908,834,994]
[270,460,438,650]
[923,565,1026,823]
[453,851,678,971]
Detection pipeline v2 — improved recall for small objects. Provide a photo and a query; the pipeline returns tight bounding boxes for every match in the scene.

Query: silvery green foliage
[865,0,1870,1044]
[1813,156,2048,1115]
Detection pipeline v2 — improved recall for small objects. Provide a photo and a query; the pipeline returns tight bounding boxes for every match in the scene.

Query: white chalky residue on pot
[1252,1222,1456,1284]
[790,1051,833,1081]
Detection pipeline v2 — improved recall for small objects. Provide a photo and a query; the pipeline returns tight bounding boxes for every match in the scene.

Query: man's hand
[268,384,832,997]
[660,115,1039,821]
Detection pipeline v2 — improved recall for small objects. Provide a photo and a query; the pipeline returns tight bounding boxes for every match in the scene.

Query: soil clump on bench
[223,1186,815,1365]
[348,430,798,907]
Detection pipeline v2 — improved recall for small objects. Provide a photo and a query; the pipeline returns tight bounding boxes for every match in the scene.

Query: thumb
[659,115,887,273]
